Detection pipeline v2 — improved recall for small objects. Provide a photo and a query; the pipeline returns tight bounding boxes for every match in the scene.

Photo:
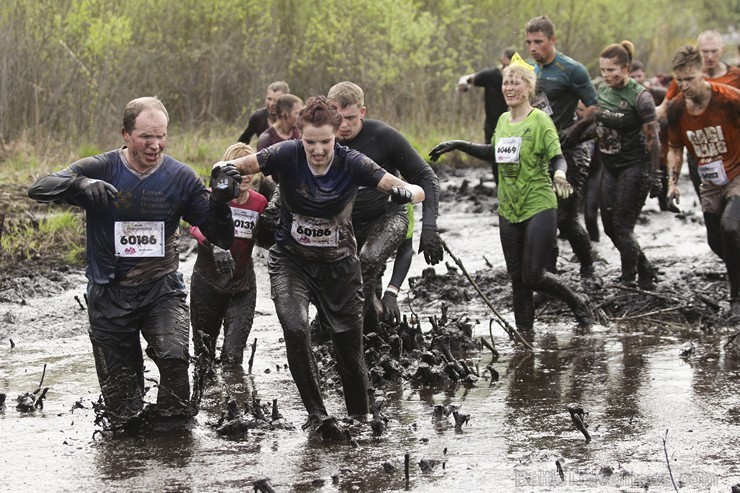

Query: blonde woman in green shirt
[430,55,594,331]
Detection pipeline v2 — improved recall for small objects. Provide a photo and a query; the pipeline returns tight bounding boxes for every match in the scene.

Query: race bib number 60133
[114,221,165,257]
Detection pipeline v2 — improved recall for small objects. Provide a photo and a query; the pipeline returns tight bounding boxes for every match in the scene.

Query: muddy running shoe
[637,273,657,291]
[581,272,603,293]
[317,416,353,442]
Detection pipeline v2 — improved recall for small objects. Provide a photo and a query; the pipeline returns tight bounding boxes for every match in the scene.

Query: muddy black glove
[390,187,413,204]
[75,177,118,208]
[419,226,443,265]
[381,290,400,325]
[429,140,466,162]
[212,245,235,277]
[552,170,573,200]
[210,164,242,203]
[648,169,663,198]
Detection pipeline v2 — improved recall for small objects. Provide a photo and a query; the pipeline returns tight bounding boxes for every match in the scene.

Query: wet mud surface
[2,167,739,492]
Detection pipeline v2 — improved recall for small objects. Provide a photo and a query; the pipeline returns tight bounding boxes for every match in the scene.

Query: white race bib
[291,213,339,247]
[698,160,729,186]
[532,91,553,116]
[114,221,165,257]
[232,208,259,239]
[495,137,522,163]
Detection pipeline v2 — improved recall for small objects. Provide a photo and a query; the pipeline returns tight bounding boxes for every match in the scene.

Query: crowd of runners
[27,15,738,436]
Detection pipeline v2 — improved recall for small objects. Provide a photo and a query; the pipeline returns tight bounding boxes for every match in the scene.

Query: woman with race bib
[189,143,268,365]
[429,54,594,332]
[219,96,424,437]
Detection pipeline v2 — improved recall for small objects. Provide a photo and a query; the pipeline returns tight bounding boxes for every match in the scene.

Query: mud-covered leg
[221,268,257,365]
[720,197,740,317]
[330,328,370,417]
[500,216,534,331]
[190,271,228,361]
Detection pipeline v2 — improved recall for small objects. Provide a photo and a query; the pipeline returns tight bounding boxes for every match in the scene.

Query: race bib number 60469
[114,221,165,257]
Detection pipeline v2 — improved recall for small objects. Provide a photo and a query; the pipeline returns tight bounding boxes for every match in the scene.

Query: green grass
[1,211,86,265]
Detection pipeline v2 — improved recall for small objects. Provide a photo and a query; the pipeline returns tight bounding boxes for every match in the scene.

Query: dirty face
[630,67,646,85]
[284,101,303,131]
[266,90,284,119]
[525,30,556,65]
[502,71,532,108]
[673,65,706,101]
[238,172,254,193]
[600,57,630,88]
[122,109,168,172]
[302,123,336,169]
[698,36,723,73]
[336,103,365,142]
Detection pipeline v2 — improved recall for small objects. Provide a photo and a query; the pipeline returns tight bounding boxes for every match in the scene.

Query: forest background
[0,0,737,268]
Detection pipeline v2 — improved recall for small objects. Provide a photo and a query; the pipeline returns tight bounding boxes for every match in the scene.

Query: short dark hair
[630,60,645,72]
[297,96,341,131]
[525,16,555,39]
[122,97,168,134]
[672,44,703,71]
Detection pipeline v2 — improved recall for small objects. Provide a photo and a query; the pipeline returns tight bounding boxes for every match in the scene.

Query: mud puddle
[1,167,739,492]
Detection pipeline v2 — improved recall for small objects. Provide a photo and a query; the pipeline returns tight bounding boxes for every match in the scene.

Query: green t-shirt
[493,108,560,223]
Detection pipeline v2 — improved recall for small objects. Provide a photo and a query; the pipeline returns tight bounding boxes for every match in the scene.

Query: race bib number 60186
[291,214,339,247]
[114,221,165,257]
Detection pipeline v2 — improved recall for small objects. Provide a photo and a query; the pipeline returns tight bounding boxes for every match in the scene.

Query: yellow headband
[509,53,535,72]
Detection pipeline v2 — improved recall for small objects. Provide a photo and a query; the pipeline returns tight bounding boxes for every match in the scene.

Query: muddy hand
[76,178,118,208]
[429,140,465,162]
[390,187,413,204]
[666,181,680,206]
[210,163,242,202]
[381,291,400,325]
[419,227,443,265]
[648,170,663,198]
[552,170,573,200]
[212,245,234,277]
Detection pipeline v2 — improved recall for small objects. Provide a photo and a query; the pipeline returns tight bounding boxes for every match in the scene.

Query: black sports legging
[499,208,585,331]
[600,162,652,284]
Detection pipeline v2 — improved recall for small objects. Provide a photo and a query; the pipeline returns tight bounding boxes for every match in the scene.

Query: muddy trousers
[500,209,586,331]
[704,196,740,303]
[584,143,603,242]
[87,272,191,420]
[552,144,595,276]
[355,211,408,333]
[190,269,256,365]
[600,163,653,284]
[269,246,369,417]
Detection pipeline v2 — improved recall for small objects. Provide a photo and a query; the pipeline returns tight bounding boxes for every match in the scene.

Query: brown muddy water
[1,169,739,492]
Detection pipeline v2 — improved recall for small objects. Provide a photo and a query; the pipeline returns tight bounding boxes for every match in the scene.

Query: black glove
[419,227,444,265]
[212,245,235,277]
[210,164,242,203]
[390,187,413,204]
[557,129,578,150]
[381,290,400,325]
[648,169,663,198]
[75,177,118,208]
[429,140,466,162]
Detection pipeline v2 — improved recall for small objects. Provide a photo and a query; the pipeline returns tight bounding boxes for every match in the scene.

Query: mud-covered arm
[195,195,235,250]
[560,105,597,149]
[28,155,117,207]
[636,91,661,173]
[429,141,495,162]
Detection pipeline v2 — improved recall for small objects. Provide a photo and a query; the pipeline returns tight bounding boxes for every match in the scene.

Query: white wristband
[554,169,566,180]
[385,286,400,296]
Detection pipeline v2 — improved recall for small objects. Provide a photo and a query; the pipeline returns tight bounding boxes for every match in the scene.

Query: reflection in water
[94,430,195,482]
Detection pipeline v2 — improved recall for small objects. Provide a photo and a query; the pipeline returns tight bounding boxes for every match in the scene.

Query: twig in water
[725,330,740,349]
[617,306,681,321]
[442,241,533,351]
[247,338,258,374]
[37,364,47,390]
[483,255,494,268]
[74,295,86,310]
[662,429,679,493]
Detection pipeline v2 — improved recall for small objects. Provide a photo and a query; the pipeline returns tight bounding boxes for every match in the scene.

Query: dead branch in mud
[566,403,591,443]
[662,429,680,493]
[247,338,258,374]
[441,240,533,351]
[617,306,682,321]
[725,331,740,349]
